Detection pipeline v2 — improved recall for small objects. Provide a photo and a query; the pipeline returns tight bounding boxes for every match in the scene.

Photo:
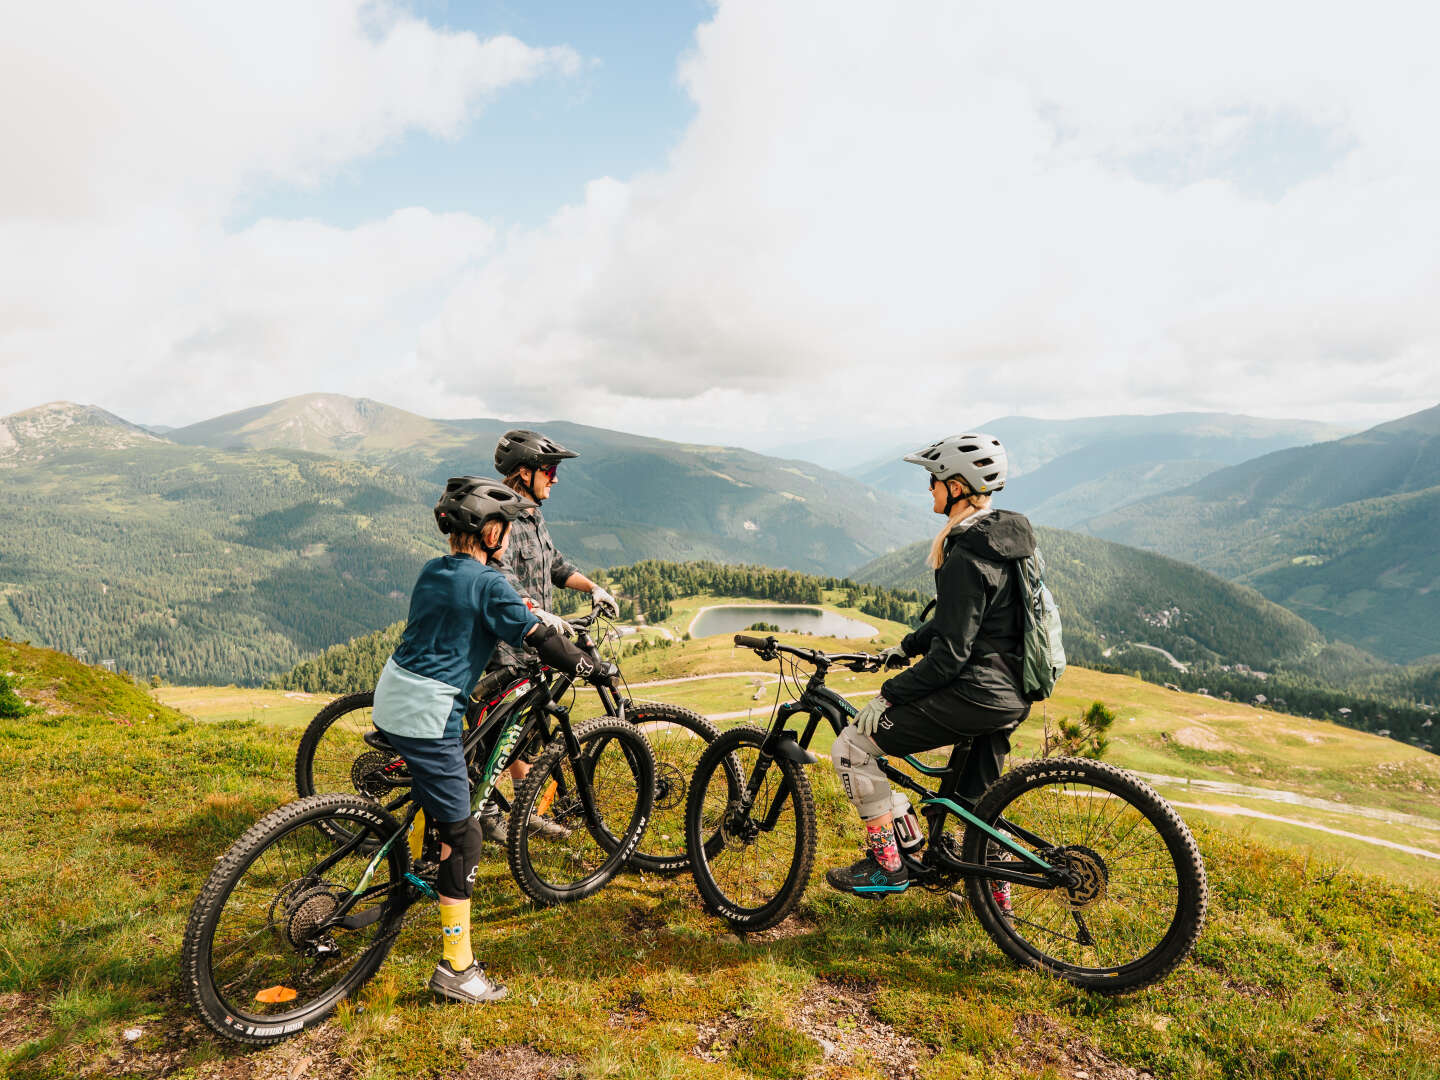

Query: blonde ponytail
[927,485,992,569]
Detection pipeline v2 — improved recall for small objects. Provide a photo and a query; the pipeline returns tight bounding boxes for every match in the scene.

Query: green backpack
[1015,549,1066,701]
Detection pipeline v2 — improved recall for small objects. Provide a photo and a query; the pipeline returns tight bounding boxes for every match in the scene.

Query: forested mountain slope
[1082,403,1440,662]
[167,393,936,574]
[851,527,1328,672]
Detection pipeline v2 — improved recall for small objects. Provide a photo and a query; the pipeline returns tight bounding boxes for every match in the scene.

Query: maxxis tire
[180,794,408,1046]
[624,701,721,875]
[295,691,376,798]
[961,756,1208,994]
[684,724,817,933]
[505,717,656,906]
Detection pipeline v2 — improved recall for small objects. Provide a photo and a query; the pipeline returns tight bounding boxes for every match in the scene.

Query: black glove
[528,623,615,683]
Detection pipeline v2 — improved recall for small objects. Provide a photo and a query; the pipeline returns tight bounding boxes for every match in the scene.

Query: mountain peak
[1367,402,1440,438]
[0,402,163,462]
[168,392,455,454]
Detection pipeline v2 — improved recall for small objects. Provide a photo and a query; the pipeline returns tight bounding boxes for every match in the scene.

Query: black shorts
[381,731,472,823]
[873,687,1029,802]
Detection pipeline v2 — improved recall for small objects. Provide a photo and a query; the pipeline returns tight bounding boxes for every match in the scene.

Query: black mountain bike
[294,610,717,876]
[182,667,654,1044]
[684,634,1208,993]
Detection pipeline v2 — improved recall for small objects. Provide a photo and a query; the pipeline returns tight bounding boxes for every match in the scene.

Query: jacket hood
[948,508,1036,561]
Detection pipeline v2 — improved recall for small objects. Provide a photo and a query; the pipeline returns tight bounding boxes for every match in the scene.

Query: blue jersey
[372,554,538,740]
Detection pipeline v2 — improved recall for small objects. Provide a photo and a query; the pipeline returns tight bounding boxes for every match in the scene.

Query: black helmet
[434,476,536,536]
[493,429,578,477]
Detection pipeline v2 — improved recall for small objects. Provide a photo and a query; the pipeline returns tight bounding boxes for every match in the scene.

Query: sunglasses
[539,464,558,480]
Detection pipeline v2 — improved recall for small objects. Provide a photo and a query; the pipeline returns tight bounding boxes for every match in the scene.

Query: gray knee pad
[831,726,893,820]
[435,816,483,899]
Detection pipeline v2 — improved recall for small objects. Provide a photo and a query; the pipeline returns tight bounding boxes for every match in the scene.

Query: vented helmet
[903,433,1008,495]
[493,429,578,477]
[434,476,537,536]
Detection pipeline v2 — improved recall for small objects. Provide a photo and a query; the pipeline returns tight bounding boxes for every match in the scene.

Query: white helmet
[903,433,1008,495]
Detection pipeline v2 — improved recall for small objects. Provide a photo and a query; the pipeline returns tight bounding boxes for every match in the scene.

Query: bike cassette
[283,885,348,948]
[652,762,686,811]
[352,750,403,798]
[1051,845,1109,910]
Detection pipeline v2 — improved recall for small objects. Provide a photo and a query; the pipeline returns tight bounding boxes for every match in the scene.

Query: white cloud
[420,0,1440,434]
[2,0,1437,438]
[0,1,573,421]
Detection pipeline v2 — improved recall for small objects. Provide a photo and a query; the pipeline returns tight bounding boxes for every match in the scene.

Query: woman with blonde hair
[826,433,1035,899]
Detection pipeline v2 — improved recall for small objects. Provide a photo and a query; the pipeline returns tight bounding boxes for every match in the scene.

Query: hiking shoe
[525,813,571,840]
[824,853,908,896]
[990,880,1013,916]
[429,960,508,1004]
[477,804,508,844]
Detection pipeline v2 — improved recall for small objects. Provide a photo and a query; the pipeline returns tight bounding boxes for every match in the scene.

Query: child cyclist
[371,477,614,1005]
[826,434,1034,904]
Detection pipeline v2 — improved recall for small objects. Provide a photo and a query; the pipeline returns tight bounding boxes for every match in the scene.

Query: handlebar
[732,633,882,672]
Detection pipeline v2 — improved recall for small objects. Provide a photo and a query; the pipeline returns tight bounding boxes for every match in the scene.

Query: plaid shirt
[489,508,579,670]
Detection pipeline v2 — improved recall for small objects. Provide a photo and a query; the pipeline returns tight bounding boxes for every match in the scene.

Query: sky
[2,0,1438,452]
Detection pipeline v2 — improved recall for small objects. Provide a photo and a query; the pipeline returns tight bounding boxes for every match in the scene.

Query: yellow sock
[439,902,474,971]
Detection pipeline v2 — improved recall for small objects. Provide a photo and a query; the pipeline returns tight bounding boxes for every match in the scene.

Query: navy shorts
[379,730,472,824]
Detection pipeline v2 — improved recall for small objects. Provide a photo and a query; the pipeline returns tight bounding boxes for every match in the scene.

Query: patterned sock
[439,901,474,971]
[866,820,902,872]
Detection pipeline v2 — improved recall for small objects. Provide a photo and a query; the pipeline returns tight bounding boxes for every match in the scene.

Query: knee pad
[831,726,892,820]
[435,816,483,899]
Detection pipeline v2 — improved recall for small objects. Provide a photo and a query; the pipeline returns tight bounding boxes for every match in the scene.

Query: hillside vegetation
[1083,403,1440,663]
[5,638,1440,1079]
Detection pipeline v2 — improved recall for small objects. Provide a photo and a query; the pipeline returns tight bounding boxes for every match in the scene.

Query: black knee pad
[435,816,483,899]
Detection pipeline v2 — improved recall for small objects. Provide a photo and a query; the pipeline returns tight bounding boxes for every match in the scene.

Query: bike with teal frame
[684,634,1207,993]
[181,647,654,1045]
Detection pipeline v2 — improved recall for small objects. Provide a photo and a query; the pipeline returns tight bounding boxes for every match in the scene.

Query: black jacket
[881,509,1035,712]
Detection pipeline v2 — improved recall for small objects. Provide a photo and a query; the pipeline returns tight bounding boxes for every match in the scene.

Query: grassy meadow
[5,610,1440,1079]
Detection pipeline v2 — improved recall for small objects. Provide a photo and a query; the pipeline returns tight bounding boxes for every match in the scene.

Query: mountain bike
[294,609,717,875]
[182,672,654,1044]
[684,633,1208,993]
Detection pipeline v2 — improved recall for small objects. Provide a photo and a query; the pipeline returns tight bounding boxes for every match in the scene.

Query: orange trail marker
[254,985,298,1004]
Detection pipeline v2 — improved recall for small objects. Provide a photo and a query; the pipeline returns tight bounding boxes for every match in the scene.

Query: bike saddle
[363,729,396,753]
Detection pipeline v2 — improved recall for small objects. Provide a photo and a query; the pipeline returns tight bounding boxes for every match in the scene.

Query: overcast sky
[3,1,1437,448]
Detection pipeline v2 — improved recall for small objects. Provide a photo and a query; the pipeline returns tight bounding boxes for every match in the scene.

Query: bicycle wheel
[506,717,656,905]
[684,725,816,932]
[961,757,1208,993]
[181,794,411,1045]
[623,701,720,875]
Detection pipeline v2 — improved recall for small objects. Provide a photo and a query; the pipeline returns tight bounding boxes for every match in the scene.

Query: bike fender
[765,731,819,765]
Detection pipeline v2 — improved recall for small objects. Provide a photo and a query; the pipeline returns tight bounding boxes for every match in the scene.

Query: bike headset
[433,477,537,559]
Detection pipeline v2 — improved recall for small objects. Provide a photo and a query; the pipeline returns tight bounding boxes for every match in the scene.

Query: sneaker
[525,813,571,840]
[428,959,508,1004]
[990,880,1013,917]
[824,853,908,896]
[477,804,507,844]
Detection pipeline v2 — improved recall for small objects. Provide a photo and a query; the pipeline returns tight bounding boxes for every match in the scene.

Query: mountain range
[2,393,1432,686]
[1080,404,1440,663]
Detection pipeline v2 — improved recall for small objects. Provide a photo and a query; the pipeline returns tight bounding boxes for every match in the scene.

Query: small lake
[689,604,877,640]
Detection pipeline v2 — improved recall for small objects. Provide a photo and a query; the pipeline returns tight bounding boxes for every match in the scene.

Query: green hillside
[1083,404,1440,662]
[6,637,1440,1079]
[0,440,435,683]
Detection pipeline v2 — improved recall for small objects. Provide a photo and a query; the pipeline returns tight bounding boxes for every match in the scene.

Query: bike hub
[284,885,347,948]
[351,750,401,798]
[652,762,686,811]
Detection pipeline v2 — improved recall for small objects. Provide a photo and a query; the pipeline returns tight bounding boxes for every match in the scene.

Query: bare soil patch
[1012,1013,1155,1080]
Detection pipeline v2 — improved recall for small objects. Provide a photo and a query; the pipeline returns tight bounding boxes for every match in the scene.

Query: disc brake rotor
[1052,845,1109,911]
[652,762,686,811]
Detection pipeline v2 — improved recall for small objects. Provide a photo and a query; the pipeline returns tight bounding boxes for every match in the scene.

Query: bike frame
[749,644,1062,890]
[318,622,628,930]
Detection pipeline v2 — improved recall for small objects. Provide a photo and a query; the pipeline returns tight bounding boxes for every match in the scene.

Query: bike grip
[734,634,772,650]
